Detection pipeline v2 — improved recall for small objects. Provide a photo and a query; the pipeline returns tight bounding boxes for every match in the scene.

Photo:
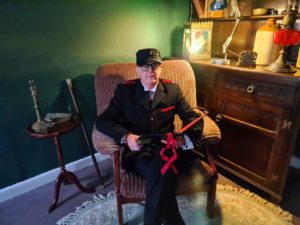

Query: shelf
[190,13,300,23]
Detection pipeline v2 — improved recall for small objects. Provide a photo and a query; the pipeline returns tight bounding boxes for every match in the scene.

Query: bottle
[297,48,300,68]
[253,18,280,65]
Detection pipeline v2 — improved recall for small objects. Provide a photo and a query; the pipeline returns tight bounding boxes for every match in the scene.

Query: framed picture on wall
[183,21,213,60]
[203,0,226,18]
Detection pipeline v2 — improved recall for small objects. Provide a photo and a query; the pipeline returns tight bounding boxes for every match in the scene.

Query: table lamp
[266,1,300,73]
[210,0,241,65]
[267,29,300,73]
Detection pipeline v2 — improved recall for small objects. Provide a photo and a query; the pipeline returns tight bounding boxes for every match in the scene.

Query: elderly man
[96,48,203,225]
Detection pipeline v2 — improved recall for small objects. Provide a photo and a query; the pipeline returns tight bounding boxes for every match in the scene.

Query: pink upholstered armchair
[92,60,221,225]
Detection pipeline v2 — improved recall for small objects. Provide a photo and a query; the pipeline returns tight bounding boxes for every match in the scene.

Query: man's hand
[175,135,186,149]
[161,134,186,149]
[126,134,140,151]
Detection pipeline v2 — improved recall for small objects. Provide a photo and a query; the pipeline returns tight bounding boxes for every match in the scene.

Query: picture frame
[183,21,213,60]
[204,0,226,18]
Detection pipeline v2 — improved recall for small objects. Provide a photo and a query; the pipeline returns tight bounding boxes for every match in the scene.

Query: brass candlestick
[28,80,53,133]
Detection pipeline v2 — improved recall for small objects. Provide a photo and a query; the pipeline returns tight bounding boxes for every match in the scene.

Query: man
[96,48,203,225]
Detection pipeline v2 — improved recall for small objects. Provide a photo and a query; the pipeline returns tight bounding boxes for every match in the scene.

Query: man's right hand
[126,134,140,151]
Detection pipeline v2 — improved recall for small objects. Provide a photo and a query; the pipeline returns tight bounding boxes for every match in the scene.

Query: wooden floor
[0,158,299,225]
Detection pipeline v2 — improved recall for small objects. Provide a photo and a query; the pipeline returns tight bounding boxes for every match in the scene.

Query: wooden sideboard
[190,60,300,202]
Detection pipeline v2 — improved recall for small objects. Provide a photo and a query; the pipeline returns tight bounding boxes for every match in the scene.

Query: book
[44,113,72,124]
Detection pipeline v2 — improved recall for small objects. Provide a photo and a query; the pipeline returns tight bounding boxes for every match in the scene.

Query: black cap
[136,48,162,66]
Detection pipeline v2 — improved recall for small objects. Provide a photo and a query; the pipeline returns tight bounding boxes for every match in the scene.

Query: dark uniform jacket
[96,79,203,144]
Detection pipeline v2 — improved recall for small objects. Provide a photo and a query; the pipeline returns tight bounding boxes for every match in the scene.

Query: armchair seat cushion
[120,159,212,199]
[120,172,145,199]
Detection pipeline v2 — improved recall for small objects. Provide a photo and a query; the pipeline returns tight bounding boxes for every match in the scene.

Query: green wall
[0,0,189,189]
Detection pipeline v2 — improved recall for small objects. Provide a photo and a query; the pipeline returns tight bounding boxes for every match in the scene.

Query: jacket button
[150,117,154,121]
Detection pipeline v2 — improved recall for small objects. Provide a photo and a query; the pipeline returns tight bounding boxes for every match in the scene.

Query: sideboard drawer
[218,74,297,103]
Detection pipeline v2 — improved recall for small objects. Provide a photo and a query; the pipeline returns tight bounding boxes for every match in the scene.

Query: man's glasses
[140,63,161,71]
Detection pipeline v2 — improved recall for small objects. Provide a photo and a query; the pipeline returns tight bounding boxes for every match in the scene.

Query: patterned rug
[57,184,293,225]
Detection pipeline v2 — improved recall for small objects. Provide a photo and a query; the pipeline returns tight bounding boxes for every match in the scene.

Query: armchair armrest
[192,107,219,178]
[92,125,120,155]
[113,150,122,194]
[194,107,221,144]
[204,142,218,178]
[192,141,218,179]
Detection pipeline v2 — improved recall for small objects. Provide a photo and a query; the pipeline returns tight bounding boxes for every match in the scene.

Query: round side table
[26,117,95,213]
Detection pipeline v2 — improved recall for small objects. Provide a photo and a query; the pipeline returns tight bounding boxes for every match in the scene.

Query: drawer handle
[282,120,292,130]
[247,84,255,93]
[215,114,223,122]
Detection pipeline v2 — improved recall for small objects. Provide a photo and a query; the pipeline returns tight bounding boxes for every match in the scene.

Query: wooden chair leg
[206,179,217,219]
[116,194,124,225]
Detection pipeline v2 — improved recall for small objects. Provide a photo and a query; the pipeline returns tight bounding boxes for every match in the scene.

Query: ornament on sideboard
[282,0,299,27]
[266,0,300,73]
[253,18,280,66]
[266,29,300,73]
[237,51,257,67]
[209,0,241,65]
[28,80,53,133]
[183,21,213,60]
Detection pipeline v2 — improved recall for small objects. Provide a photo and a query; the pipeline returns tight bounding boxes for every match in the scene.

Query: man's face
[136,63,162,88]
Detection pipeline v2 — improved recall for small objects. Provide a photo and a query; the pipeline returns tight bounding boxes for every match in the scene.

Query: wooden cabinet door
[215,71,298,201]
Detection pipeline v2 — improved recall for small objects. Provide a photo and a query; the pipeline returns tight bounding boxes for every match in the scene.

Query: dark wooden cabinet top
[190,60,300,85]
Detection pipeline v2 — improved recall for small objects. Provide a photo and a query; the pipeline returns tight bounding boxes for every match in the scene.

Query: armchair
[92,60,221,225]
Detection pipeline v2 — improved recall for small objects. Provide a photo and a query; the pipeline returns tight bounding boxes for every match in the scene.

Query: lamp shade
[210,0,228,11]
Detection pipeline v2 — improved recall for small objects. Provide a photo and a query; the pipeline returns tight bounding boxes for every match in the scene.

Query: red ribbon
[160,133,178,175]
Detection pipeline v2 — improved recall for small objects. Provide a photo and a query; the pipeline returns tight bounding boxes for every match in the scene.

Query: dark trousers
[123,146,195,225]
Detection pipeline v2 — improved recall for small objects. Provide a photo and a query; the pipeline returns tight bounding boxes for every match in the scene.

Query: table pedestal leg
[48,170,95,213]
[48,173,63,213]
[63,170,95,193]
[48,136,95,213]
